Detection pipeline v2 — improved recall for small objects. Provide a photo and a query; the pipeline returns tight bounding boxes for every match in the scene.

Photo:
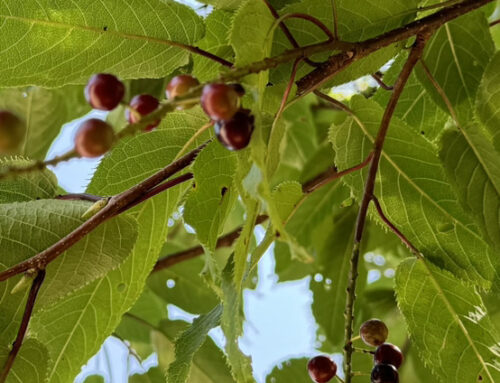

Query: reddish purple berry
[127,94,160,131]
[371,364,399,383]
[166,75,200,100]
[85,73,125,111]
[360,319,389,347]
[214,109,254,151]
[74,119,115,158]
[374,344,404,369]
[201,83,240,121]
[307,355,337,383]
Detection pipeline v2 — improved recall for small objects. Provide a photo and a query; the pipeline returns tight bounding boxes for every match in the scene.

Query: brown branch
[371,72,394,91]
[296,0,493,95]
[371,195,421,256]
[0,143,208,282]
[313,90,355,114]
[343,33,430,383]
[152,215,269,272]
[302,154,373,194]
[56,193,103,202]
[0,270,46,383]
[490,18,500,27]
[184,46,233,68]
[152,154,373,273]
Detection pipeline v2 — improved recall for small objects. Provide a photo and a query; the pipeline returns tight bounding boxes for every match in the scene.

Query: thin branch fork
[296,0,493,94]
[342,32,430,383]
[0,270,46,383]
[0,142,208,282]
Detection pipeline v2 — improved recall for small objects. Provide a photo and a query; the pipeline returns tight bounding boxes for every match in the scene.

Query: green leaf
[0,158,58,203]
[0,339,49,383]
[270,0,419,85]
[83,375,105,383]
[148,256,219,315]
[166,305,223,383]
[0,86,88,160]
[476,51,500,151]
[373,53,448,142]
[27,126,191,382]
[440,127,500,250]
[0,199,137,306]
[396,258,500,383]
[184,140,237,257]
[193,10,234,81]
[330,96,500,287]
[265,358,310,383]
[130,368,165,383]
[416,10,494,110]
[230,0,275,89]
[0,0,204,87]
[271,181,303,222]
[221,257,256,383]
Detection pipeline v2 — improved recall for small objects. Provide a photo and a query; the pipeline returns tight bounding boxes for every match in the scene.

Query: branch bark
[0,143,207,282]
[342,32,430,383]
[296,0,493,94]
[0,270,46,383]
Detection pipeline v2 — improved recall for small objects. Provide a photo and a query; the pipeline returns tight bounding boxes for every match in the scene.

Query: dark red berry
[307,356,337,383]
[0,111,25,153]
[214,109,254,151]
[360,319,389,347]
[374,344,404,369]
[74,119,115,158]
[126,94,160,131]
[371,364,399,383]
[229,83,245,97]
[166,75,200,100]
[85,73,125,111]
[201,83,240,121]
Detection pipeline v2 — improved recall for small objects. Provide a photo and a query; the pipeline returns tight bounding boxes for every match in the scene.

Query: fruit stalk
[342,32,430,383]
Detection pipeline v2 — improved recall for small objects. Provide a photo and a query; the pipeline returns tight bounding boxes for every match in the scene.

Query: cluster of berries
[75,73,254,158]
[307,319,403,383]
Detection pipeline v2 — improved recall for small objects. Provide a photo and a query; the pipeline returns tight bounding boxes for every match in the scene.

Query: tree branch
[371,195,421,256]
[296,0,493,95]
[0,270,46,383]
[0,142,208,282]
[343,33,430,383]
[490,18,500,27]
[152,155,373,273]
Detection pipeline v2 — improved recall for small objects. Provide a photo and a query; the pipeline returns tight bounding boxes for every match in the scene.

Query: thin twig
[371,195,421,257]
[343,33,430,383]
[276,58,303,119]
[331,0,339,40]
[490,18,500,27]
[302,154,373,194]
[55,193,103,202]
[371,72,394,91]
[111,333,143,365]
[0,270,46,383]
[296,0,493,95]
[313,90,355,114]
[0,143,208,282]
[0,150,77,180]
[352,347,375,355]
[419,59,460,125]
[152,215,269,272]
[273,13,335,41]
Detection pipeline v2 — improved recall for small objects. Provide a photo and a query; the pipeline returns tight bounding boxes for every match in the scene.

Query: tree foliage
[0,1,500,382]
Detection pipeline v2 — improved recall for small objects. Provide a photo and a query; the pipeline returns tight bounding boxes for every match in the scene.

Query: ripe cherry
[85,73,125,111]
[126,94,160,131]
[201,83,240,121]
[0,111,25,153]
[371,364,399,383]
[360,319,389,347]
[374,343,404,369]
[214,109,254,151]
[166,75,200,100]
[307,355,337,383]
[74,119,115,158]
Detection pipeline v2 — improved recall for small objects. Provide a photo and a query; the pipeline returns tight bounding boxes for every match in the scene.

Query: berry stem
[371,72,394,91]
[343,33,429,383]
[0,270,46,383]
[352,347,375,355]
